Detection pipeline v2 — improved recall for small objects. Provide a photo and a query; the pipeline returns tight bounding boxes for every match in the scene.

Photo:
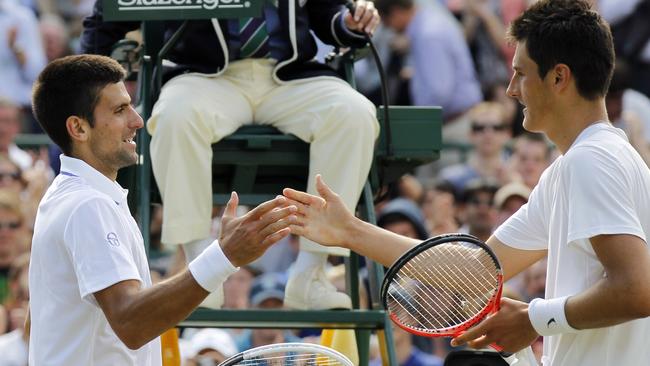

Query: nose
[506,75,517,98]
[130,106,144,130]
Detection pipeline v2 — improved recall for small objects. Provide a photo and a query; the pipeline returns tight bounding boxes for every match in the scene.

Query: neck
[545,98,608,154]
[69,150,118,181]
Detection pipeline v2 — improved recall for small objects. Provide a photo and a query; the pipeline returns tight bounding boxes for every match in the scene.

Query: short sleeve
[564,147,645,244]
[494,184,549,250]
[63,198,142,305]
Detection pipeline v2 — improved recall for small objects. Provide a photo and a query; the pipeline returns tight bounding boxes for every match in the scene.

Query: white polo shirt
[29,156,162,366]
[495,123,650,366]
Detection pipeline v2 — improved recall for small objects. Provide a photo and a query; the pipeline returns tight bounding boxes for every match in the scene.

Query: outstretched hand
[282,175,358,249]
[219,192,296,267]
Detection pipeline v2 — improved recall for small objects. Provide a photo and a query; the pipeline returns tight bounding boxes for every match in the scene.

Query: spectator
[0,155,50,231]
[605,58,650,166]
[595,0,650,97]
[458,0,511,90]
[370,324,443,366]
[37,0,96,38]
[458,179,499,242]
[185,328,238,366]
[0,191,24,305]
[493,181,531,226]
[222,265,257,310]
[375,0,482,121]
[507,132,553,189]
[439,102,513,193]
[0,98,31,171]
[0,1,46,112]
[377,198,428,240]
[81,0,381,311]
[421,180,459,236]
[0,253,29,366]
[39,14,72,63]
[235,272,301,351]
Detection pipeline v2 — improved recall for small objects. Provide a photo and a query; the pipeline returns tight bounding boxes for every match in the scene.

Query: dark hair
[374,0,413,17]
[507,0,614,100]
[32,55,126,155]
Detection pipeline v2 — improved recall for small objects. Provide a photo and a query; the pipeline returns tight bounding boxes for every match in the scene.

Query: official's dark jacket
[81,0,367,84]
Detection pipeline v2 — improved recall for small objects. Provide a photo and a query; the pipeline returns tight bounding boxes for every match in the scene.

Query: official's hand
[344,0,380,35]
[283,175,357,248]
[219,193,296,267]
[451,297,539,353]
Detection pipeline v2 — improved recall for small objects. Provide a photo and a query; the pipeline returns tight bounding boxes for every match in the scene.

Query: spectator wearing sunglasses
[0,191,24,305]
[439,102,514,193]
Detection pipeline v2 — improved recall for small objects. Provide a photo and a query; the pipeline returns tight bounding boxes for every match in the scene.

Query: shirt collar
[568,120,628,151]
[59,155,128,205]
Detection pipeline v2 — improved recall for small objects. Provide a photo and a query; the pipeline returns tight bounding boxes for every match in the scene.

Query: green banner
[103,0,264,21]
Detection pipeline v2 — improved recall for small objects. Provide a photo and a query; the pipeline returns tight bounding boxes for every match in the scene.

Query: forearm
[107,271,208,349]
[486,235,547,281]
[346,219,419,267]
[565,276,650,329]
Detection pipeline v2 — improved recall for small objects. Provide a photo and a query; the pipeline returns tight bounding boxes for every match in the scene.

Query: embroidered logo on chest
[107,232,120,247]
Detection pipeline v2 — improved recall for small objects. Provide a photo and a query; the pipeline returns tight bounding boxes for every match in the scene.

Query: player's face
[507,42,554,133]
[86,82,143,177]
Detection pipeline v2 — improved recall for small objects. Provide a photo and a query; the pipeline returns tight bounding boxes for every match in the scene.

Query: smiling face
[83,82,143,178]
[507,42,556,134]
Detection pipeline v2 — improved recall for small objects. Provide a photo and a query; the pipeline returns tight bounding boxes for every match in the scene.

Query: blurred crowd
[1,0,649,365]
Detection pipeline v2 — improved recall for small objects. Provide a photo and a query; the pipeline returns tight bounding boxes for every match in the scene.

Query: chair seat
[212,125,309,205]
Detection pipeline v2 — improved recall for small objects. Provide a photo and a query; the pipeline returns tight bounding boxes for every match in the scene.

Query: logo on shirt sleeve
[107,232,120,247]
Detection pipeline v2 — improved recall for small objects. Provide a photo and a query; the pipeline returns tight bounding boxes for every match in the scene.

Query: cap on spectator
[461,178,500,203]
[190,328,237,359]
[249,272,286,307]
[494,182,531,209]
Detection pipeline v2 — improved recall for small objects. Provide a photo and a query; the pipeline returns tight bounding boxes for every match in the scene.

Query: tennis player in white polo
[28,55,297,365]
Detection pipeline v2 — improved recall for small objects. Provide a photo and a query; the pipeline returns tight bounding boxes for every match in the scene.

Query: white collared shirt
[29,155,162,366]
[496,123,650,366]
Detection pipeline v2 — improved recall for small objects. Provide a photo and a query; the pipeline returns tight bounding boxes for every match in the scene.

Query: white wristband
[188,241,238,292]
[528,296,578,336]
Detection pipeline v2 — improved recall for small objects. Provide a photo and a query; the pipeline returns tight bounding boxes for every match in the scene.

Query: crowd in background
[0,0,649,364]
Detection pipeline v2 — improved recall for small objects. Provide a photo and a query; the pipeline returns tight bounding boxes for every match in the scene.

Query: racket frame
[218,342,355,366]
[380,233,504,338]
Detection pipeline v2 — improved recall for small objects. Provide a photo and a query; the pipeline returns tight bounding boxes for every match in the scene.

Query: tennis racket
[381,233,537,365]
[218,342,355,366]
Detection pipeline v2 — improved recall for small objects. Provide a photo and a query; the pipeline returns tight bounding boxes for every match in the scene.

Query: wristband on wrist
[188,241,238,292]
[528,296,578,336]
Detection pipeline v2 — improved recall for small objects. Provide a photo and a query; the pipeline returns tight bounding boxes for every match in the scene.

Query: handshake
[218,174,360,268]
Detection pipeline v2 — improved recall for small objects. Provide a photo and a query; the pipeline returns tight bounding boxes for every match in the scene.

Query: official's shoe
[284,265,352,310]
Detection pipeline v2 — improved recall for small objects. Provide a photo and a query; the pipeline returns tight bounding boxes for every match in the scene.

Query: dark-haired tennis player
[28,54,296,365]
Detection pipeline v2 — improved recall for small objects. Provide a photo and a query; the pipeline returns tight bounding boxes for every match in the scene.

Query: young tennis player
[285,1,650,364]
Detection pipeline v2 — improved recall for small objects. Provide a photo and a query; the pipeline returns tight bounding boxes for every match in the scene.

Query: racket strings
[387,242,500,334]
[238,352,346,365]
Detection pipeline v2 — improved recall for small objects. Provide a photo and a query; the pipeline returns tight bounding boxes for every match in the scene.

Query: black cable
[345,1,393,203]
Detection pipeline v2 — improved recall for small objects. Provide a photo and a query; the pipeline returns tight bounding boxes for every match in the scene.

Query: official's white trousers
[148,59,379,256]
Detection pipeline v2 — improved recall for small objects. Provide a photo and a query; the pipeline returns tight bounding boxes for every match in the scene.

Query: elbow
[624,286,650,319]
[112,323,149,350]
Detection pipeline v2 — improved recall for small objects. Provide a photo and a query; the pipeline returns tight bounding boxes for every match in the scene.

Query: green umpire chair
[106,2,442,365]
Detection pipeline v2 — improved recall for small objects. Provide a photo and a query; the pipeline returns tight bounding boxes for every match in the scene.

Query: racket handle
[491,343,512,357]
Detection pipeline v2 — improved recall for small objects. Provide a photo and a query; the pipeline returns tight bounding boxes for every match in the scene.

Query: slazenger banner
[103,0,264,21]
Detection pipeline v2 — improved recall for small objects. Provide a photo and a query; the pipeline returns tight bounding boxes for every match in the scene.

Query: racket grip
[491,343,512,357]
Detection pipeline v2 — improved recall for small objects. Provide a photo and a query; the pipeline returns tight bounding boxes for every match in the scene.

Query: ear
[550,63,572,92]
[65,116,90,144]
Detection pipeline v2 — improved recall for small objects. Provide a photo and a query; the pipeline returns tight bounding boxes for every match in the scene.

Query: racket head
[218,342,355,366]
[381,233,503,338]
